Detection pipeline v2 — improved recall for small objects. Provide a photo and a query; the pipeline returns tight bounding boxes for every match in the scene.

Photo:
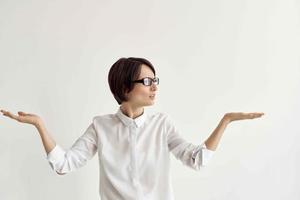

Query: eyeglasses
[132,77,159,86]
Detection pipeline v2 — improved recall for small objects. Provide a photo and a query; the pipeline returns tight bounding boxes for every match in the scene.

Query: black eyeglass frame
[132,77,159,86]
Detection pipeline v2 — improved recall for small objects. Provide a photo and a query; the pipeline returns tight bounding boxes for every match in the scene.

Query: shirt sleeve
[165,114,215,171]
[46,119,98,175]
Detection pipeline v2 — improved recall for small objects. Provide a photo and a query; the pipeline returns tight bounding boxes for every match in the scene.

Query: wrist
[34,119,44,129]
[222,114,231,124]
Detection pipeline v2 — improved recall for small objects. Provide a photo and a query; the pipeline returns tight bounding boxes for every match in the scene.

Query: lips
[149,94,156,98]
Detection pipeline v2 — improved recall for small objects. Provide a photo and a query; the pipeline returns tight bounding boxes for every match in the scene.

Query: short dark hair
[108,57,156,105]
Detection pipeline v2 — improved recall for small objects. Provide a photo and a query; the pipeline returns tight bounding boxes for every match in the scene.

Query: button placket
[129,124,139,186]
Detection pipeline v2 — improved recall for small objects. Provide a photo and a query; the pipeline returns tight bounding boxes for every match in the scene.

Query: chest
[98,124,168,168]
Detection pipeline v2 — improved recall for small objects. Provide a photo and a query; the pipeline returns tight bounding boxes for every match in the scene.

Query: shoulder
[147,111,173,125]
[92,113,117,125]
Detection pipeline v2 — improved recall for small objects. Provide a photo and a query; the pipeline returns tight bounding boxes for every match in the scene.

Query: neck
[120,103,144,119]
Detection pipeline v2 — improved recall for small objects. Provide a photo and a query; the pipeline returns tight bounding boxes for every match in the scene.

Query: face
[125,64,158,107]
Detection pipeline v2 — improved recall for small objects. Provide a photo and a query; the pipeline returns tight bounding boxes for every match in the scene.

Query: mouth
[149,94,156,98]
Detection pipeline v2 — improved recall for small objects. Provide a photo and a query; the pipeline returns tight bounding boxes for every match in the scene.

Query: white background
[0,0,299,199]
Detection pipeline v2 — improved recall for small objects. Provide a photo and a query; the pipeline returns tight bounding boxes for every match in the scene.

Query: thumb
[18,111,27,116]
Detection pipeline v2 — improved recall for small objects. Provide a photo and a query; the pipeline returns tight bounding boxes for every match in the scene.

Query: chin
[143,101,155,107]
[148,101,156,106]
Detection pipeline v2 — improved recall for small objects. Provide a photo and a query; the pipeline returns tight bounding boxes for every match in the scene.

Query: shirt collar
[116,107,147,128]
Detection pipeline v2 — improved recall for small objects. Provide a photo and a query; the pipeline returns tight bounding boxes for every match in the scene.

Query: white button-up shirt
[47,107,215,200]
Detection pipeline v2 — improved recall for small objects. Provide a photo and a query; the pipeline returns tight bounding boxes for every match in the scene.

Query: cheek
[131,87,150,99]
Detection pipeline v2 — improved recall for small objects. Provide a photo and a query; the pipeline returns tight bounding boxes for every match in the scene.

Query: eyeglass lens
[144,77,159,86]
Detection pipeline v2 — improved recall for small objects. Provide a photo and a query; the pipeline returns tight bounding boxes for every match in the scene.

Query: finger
[1,110,9,116]
[245,113,255,119]
[19,111,35,117]
[252,112,264,115]
[248,113,264,119]
[253,112,264,117]
[8,112,19,120]
[2,111,20,121]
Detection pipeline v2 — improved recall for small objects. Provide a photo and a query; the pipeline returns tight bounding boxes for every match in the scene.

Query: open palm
[225,112,264,122]
[1,109,41,125]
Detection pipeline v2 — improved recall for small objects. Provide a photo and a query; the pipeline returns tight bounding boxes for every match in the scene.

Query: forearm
[35,121,56,155]
[204,115,230,151]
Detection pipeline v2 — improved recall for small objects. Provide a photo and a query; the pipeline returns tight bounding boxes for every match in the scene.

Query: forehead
[138,64,155,79]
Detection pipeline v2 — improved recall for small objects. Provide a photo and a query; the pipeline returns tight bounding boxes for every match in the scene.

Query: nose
[151,83,158,91]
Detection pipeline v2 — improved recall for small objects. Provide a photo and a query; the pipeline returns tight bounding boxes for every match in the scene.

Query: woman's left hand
[224,112,265,123]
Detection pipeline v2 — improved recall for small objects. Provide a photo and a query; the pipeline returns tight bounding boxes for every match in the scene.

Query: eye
[144,78,151,86]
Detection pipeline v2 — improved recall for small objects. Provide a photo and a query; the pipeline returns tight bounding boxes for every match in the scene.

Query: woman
[1,57,264,200]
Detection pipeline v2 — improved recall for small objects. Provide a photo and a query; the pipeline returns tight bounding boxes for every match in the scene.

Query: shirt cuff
[192,143,215,166]
[201,143,215,166]
[46,144,66,164]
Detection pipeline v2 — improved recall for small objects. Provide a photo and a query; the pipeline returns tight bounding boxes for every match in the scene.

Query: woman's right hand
[1,109,42,126]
